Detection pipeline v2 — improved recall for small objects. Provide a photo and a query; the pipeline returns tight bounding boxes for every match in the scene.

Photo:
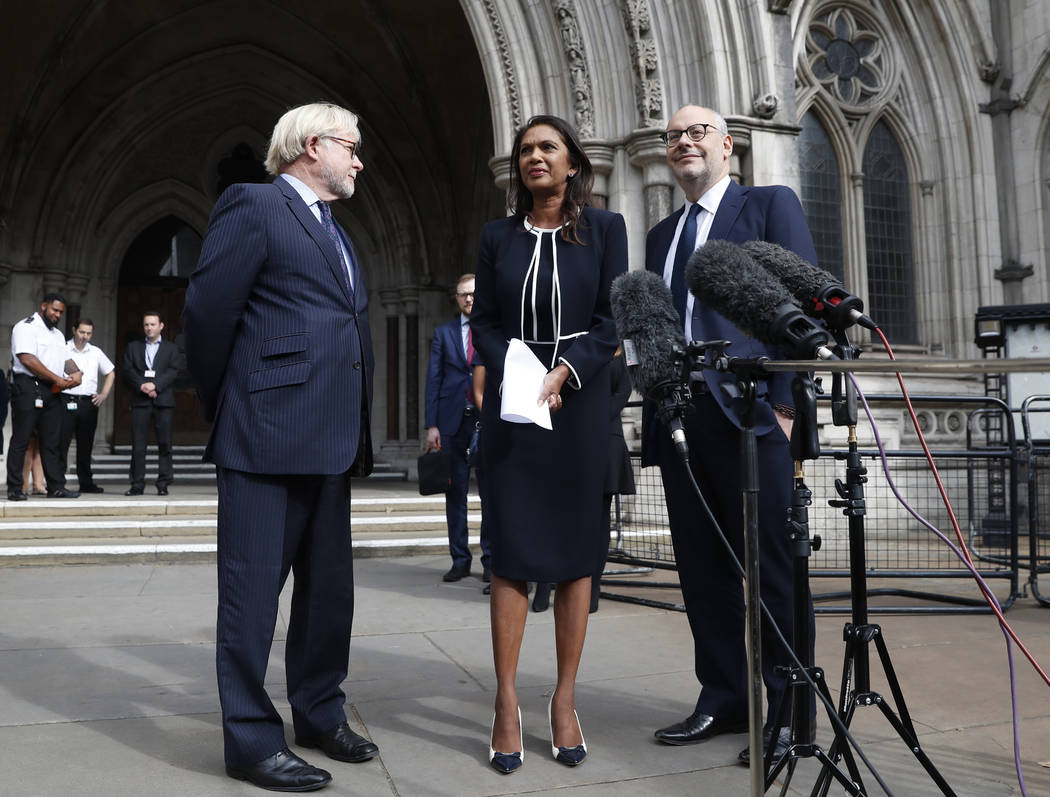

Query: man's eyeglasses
[456,292,474,299]
[659,123,721,147]
[322,135,360,159]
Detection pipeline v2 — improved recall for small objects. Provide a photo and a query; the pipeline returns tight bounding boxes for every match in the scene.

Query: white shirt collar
[280,173,322,210]
[693,174,732,217]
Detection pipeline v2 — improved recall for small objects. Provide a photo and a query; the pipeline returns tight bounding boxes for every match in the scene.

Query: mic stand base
[812,624,958,797]
[763,473,864,796]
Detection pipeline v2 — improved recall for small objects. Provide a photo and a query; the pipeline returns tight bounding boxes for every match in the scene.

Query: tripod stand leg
[868,633,959,797]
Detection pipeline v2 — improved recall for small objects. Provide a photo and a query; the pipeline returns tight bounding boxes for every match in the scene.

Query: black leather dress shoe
[46,488,80,498]
[157,487,169,496]
[442,564,470,582]
[125,487,144,496]
[737,724,815,765]
[296,722,378,763]
[79,485,105,493]
[7,490,27,501]
[654,710,748,745]
[226,747,331,791]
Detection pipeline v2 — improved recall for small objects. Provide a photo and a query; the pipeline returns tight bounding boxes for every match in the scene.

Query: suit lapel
[708,180,747,242]
[648,207,684,275]
[276,178,355,307]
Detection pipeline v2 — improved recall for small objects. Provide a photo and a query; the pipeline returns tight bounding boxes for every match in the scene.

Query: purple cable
[851,374,1028,797]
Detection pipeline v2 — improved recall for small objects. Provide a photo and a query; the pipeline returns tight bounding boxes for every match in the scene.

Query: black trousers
[59,396,100,487]
[655,391,815,722]
[6,374,66,492]
[129,402,173,490]
[215,466,355,766]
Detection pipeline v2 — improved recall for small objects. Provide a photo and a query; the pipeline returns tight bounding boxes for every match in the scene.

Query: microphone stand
[812,337,957,797]
[713,353,769,797]
[762,368,863,795]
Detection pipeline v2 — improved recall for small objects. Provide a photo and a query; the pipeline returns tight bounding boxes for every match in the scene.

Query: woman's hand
[538,364,571,412]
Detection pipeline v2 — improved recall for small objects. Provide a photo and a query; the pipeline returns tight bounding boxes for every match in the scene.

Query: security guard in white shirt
[59,318,116,493]
[7,293,82,500]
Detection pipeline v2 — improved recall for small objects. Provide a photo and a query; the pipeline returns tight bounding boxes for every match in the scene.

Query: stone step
[0,531,489,566]
[0,495,476,519]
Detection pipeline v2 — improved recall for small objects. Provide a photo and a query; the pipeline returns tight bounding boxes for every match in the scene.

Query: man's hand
[140,381,156,394]
[92,392,108,407]
[426,426,441,451]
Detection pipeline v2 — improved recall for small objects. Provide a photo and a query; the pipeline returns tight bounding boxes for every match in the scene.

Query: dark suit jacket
[182,176,375,475]
[641,179,817,465]
[424,316,473,437]
[123,339,179,408]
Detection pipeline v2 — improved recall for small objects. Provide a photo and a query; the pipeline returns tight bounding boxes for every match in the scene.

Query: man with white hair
[184,102,376,792]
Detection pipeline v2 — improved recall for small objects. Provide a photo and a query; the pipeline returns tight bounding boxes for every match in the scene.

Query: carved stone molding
[805,6,889,115]
[64,273,91,303]
[978,59,1001,84]
[0,263,10,288]
[920,179,935,197]
[621,0,663,129]
[552,0,595,138]
[482,0,523,129]
[994,259,1034,283]
[752,92,779,119]
[487,154,513,193]
[41,269,68,295]
[767,0,794,14]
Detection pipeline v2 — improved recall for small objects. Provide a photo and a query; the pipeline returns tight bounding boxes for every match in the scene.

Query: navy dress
[470,207,628,583]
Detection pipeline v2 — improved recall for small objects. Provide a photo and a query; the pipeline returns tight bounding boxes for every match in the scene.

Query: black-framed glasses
[322,135,360,159]
[659,123,720,147]
[456,291,475,299]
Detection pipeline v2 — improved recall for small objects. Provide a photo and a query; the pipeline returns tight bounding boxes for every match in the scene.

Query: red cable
[875,327,1050,689]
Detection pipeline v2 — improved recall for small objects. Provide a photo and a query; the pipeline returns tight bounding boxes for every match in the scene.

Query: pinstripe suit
[183,175,374,766]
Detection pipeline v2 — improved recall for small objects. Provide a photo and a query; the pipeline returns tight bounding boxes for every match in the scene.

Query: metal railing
[601,395,1027,614]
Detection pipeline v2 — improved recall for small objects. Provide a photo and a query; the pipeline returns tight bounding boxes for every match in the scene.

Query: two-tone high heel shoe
[548,696,587,766]
[488,706,524,774]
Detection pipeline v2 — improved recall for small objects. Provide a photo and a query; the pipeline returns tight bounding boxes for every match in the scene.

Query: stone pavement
[1,556,1048,796]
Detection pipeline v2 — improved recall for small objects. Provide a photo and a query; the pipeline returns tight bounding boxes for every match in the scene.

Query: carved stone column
[379,288,402,443]
[400,286,420,441]
[488,155,513,198]
[583,141,615,209]
[626,129,673,230]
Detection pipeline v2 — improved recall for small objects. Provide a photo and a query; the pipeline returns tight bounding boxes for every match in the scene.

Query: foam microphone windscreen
[610,269,686,396]
[741,240,839,300]
[685,239,799,344]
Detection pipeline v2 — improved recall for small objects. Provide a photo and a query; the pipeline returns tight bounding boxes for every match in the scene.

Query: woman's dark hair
[507,115,594,243]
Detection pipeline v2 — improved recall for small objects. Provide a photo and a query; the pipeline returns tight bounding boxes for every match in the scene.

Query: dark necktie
[465,325,475,404]
[318,201,353,295]
[670,203,701,323]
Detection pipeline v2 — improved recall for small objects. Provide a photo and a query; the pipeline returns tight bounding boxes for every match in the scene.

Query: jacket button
[353,361,362,370]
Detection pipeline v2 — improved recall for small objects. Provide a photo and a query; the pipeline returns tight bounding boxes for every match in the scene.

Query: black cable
[673,446,894,796]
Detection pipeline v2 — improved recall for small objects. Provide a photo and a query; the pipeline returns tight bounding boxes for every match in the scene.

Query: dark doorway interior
[114,216,206,446]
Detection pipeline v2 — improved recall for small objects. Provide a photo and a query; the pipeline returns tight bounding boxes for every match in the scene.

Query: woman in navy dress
[470,115,628,773]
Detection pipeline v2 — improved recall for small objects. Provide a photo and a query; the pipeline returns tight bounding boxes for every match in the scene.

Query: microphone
[741,240,876,330]
[685,239,836,360]
[610,269,691,459]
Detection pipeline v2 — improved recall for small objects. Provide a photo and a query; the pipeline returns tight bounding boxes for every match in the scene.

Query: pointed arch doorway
[113,216,207,446]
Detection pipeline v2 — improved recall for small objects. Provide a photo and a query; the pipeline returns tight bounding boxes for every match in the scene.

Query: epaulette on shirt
[23,316,33,324]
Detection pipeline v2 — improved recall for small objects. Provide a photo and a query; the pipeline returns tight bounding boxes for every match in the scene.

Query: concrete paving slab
[0,556,1048,796]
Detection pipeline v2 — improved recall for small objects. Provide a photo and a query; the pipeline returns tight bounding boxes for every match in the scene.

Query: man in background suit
[424,273,492,584]
[123,312,178,496]
[643,105,818,763]
[183,102,377,792]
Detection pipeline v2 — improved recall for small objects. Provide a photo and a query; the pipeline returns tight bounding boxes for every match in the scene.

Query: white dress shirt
[661,174,732,341]
[62,340,115,396]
